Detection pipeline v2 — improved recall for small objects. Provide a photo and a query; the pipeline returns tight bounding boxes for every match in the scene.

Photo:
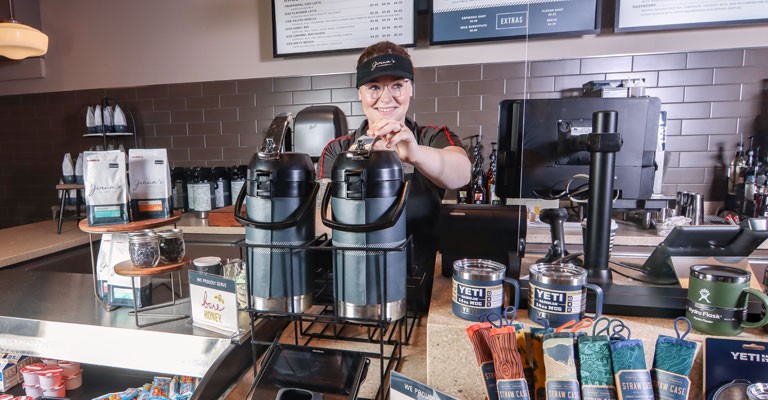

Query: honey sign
[189,270,238,334]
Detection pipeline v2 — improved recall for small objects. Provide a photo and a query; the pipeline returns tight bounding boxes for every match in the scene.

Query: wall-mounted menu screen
[615,0,768,32]
[430,0,600,45]
[272,0,416,57]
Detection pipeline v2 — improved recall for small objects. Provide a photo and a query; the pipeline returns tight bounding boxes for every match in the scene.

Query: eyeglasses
[361,79,411,100]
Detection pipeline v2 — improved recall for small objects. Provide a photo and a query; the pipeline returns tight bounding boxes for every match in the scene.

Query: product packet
[489,325,530,400]
[84,150,130,226]
[529,325,554,400]
[467,321,500,400]
[704,337,768,400]
[92,387,140,400]
[106,233,152,308]
[128,148,172,220]
[578,317,618,400]
[651,317,698,400]
[610,322,654,400]
[542,331,581,400]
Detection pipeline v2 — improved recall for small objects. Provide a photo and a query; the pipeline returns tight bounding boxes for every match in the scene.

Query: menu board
[616,0,768,32]
[272,0,416,57]
[431,0,600,45]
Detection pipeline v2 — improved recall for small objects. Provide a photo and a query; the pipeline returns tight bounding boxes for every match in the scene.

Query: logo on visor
[371,59,396,71]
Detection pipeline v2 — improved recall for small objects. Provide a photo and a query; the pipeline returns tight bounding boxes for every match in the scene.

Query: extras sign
[189,270,238,334]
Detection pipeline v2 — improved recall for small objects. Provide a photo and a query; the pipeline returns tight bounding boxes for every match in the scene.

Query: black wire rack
[191,233,421,400]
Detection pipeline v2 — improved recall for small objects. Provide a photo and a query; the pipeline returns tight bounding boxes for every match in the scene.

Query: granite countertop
[0,219,97,269]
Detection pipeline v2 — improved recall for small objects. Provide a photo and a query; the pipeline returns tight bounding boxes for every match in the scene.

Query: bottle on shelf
[743,137,758,216]
[486,142,502,205]
[469,134,485,204]
[727,137,747,196]
[472,174,486,204]
[457,135,479,204]
[457,185,470,204]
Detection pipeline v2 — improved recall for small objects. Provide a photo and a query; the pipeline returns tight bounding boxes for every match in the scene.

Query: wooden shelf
[114,257,189,277]
[56,183,85,190]
[78,211,182,233]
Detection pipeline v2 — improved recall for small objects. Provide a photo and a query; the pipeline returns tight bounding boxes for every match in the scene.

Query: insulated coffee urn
[322,139,410,321]
[234,114,318,312]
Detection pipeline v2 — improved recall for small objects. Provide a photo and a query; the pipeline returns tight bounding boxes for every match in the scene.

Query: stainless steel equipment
[234,113,319,313]
[321,138,410,321]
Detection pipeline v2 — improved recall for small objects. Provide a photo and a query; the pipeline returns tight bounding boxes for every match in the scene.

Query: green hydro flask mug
[686,264,768,336]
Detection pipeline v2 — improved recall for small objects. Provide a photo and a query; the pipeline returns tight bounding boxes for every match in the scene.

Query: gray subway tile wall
[1,47,768,228]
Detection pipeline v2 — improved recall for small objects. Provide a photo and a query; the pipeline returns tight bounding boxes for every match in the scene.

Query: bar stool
[55,183,84,234]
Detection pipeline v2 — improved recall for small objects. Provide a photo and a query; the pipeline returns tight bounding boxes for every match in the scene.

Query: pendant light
[0,0,48,60]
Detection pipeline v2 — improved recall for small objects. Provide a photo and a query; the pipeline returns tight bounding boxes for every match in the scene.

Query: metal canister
[213,166,232,208]
[234,114,318,313]
[452,259,519,321]
[188,167,216,218]
[230,165,247,202]
[528,263,603,327]
[322,145,409,321]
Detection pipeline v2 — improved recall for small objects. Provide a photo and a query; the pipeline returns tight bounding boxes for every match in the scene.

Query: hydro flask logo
[698,288,711,304]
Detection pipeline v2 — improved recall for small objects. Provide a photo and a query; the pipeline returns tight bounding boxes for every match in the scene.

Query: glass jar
[158,228,185,263]
[129,232,160,268]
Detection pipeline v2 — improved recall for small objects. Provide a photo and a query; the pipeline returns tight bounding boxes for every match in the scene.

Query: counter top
[0,269,250,378]
[0,219,97,269]
[425,255,768,400]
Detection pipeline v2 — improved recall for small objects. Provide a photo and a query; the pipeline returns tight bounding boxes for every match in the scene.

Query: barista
[320,41,472,311]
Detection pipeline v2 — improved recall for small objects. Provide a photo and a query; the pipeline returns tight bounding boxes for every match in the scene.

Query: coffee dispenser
[321,138,410,321]
[234,114,318,312]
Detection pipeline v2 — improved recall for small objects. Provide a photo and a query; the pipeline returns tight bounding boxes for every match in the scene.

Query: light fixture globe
[0,19,48,60]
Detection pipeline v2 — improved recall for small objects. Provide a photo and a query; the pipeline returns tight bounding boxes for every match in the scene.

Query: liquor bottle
[486,142,501,205]
[457,185,469,204]
[743,137,757,215]
[472,174,486,204]
[756,185,768,217]
[727,138,747,196]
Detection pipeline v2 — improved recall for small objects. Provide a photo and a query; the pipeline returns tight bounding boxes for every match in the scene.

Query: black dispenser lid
[248,152,315,182]
[213,166,229,179]
[331,150,403,183]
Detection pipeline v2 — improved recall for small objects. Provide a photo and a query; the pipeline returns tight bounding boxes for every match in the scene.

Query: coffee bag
[128,148,172,220]
[84,150,130,226]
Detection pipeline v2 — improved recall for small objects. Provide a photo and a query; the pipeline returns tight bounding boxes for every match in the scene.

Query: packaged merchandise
[114,104,129,133]
[84,150,130,226]
[128,149,172,220]
[542,331,581,400]
[577,317,618,400]
[0,358,18,392]
[107,233,152,308]
[651,317,698,400]
[62,152,76,184]
[467,322,499,400]
[704,337,768,400]
[610,330,654,400]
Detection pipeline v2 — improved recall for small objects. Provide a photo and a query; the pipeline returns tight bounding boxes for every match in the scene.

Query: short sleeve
[419,125,464,150]
[318,135,353,179]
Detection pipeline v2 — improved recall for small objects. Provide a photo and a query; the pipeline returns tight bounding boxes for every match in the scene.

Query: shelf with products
[114,257,190,328]
[78,212,182,309]
[0,268,253,399]
[82,97,139,149]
